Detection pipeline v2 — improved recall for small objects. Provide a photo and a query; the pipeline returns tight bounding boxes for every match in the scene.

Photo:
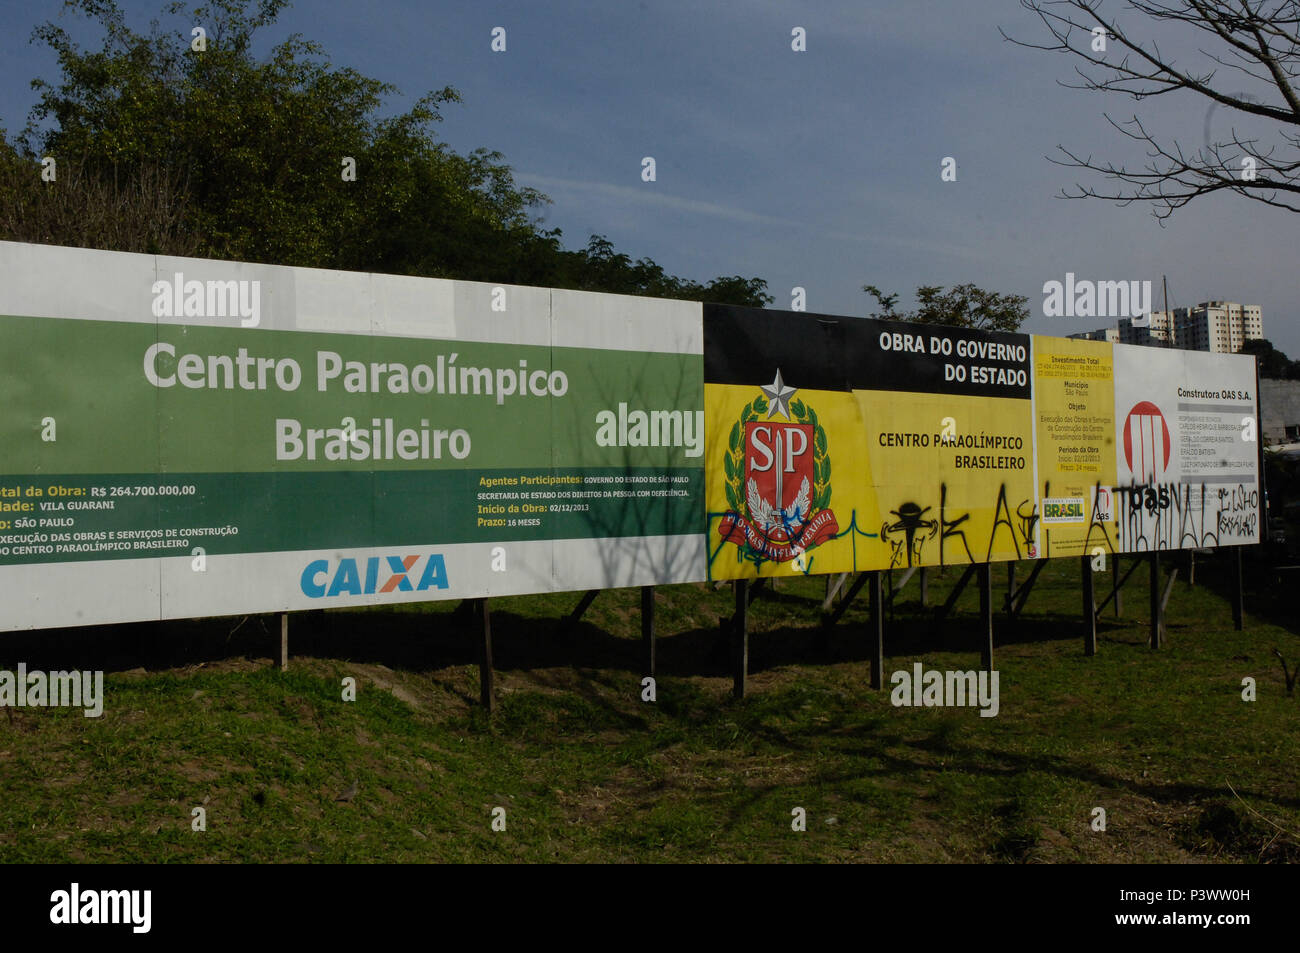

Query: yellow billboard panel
[1031,336,1119,558]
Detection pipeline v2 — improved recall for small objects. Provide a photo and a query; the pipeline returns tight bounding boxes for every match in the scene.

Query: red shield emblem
[745,422,815,530]
[717,383,839,567]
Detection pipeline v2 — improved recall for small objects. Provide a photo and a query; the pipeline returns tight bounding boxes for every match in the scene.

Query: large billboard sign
[1112,344,1261,551]
[704,306,1038,579]
[0,242,706,630]
[704,304,1260,581]
[0,243,1260,629]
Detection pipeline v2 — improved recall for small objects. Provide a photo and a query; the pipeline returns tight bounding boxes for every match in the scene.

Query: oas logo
[718,370,838,564]
[301,554,449,598]
[1123,401,1171,481]
[1093,486,1114,523]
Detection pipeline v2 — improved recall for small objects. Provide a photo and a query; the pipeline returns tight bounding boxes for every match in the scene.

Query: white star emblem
[761,369,797,419]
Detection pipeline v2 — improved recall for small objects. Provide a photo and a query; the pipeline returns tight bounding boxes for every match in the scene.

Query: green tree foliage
[557,235,771,303]
[1239,339,1300,380]
[0,133,198,254]
[863,282,1029,332]
[4,0,771,307]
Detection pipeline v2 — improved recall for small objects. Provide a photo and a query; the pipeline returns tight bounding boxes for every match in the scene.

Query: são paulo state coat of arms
[718,370,839,564]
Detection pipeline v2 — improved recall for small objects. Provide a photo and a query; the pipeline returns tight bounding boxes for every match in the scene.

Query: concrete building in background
[1175,302,1263,353]
[1070,302,1263,353]
[1261,379,1300,445]
[1068,327,1118,343]
[1121,310,1176,347]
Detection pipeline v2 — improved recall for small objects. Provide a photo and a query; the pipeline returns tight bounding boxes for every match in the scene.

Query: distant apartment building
[1068,327,1119,343]
[1122,310,1177,347]
[1069,302,1262,353]
[1175,301,1263,353]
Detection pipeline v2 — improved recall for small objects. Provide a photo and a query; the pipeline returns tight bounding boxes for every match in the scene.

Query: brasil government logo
[718,370,839,564]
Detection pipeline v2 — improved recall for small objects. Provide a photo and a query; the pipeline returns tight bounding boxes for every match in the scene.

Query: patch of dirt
[366,673,422,710]
[177,658,267,677]
[174,756,248,784]
[279,695,318,725]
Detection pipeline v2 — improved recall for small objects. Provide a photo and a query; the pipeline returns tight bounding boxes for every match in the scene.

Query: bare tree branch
[1003,0,1300,219]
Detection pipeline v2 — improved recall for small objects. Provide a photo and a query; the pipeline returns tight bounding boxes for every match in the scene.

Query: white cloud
[518,172,992,263]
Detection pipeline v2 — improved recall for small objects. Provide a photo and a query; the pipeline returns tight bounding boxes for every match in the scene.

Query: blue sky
[1,0,1294,352]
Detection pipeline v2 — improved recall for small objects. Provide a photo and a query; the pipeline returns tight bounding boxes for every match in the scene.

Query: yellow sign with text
[863,391,1037,569]
[706,384,1037,577]
[1032,337,1119,558]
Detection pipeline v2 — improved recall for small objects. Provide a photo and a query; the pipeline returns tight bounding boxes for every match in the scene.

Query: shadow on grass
[1197,548,1300,637]
[0,594,1159,681]
[629,692,1300,860]
[0,551,1279,690]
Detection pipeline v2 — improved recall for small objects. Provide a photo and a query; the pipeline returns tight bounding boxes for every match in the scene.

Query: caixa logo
[301,554,449,598]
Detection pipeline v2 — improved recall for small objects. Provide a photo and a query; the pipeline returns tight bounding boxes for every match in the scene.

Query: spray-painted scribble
[1115,479,1257,551]
[881,503,939,569]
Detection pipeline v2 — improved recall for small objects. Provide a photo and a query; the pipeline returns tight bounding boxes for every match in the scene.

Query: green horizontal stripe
[0,468,703,565]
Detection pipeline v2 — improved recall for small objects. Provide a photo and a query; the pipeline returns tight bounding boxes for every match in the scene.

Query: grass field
[1,551,1297,863]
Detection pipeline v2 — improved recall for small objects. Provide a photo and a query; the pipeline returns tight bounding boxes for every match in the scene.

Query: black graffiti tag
[1216,484,1259,538]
